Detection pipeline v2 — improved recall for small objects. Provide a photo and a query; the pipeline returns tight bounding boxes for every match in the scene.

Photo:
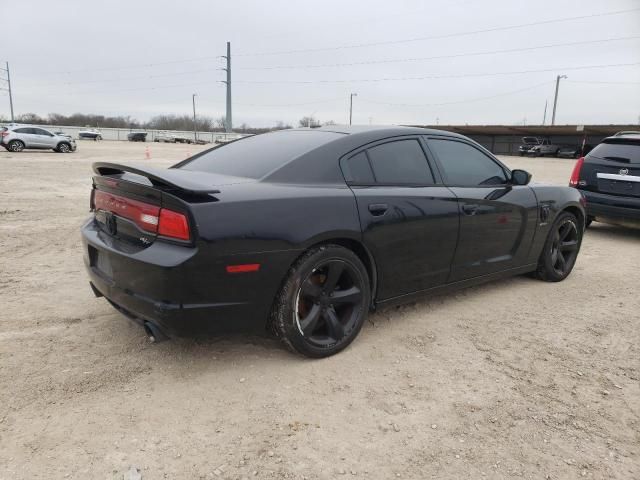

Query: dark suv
[570,133,640,227]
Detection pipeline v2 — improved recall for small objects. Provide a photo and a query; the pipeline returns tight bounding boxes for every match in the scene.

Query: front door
[426,137,538,282]
[31,128,57,148]
[342,137,459,300]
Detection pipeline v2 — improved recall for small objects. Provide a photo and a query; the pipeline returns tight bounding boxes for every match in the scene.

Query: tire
[271,244,371,358]
[535,211,582,282]
[56,142,70,153]
[7,140,25,152]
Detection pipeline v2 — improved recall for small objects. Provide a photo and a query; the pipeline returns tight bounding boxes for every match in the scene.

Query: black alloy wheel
[273,245,370,358]
[536,211,582,282]
[296,260,363,347]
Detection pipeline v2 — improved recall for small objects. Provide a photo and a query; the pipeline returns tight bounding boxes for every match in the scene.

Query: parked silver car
[1,125,77,153]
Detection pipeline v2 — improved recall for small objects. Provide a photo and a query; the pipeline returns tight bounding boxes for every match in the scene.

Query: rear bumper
[81,218,297,337]
[580,189,640,222]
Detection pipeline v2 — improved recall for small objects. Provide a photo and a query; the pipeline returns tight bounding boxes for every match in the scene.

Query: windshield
[179,130,343,179]
[522,137,539,145]
[588,142,640,164]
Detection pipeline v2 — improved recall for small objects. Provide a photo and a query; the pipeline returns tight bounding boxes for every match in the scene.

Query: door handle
[368,203,388,216]
[462,204,479,215]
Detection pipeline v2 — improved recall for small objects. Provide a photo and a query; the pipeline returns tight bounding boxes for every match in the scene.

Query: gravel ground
[0,141,638,480]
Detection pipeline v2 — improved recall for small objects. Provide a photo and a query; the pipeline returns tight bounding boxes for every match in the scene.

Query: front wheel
[56,142,70,153]
[272,245,371,358]
[535,211,582,282]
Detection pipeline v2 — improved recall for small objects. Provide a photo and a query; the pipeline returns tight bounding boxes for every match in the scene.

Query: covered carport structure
[410,124,639,155]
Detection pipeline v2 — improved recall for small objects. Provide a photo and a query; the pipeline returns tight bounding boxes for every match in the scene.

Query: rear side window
[180,130,343,179]
[343,152,375,184]
[588,142,640,164]
[428,139,507,186]
[14,128,32,134]
[366,139,434,185]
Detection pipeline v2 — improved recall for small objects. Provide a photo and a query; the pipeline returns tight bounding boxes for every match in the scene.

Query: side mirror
[511,169,531,185]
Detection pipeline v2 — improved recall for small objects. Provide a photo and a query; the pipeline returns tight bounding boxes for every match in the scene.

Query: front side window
[33,128,51,136]
[366,139,434,185]
[428,139,507,186]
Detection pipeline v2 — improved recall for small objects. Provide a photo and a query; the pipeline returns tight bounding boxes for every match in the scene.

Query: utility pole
[192,93,198,142]
[0,62,14,122]
[349,93,357,125]
[542,100,548,125]
[222,42,232,133]
[551,75,567,126]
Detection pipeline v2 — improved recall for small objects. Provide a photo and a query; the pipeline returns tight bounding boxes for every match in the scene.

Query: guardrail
[2,124,246,143]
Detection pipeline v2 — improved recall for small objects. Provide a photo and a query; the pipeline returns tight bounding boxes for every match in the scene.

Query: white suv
[1,125,77,153]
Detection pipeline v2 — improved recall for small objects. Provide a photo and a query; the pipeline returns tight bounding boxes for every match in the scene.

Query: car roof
[312,124,466,139]
[262,125,474,184]
[603,134,640,143]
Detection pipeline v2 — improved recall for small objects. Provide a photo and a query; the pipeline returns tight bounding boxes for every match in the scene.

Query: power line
[34,56,223,77]
[235,8,640,57]
[359,81,554,108]
[237,36,640,71]
[234,62,640,85]
[567,80,640,85]
[23,66,221,88]
[236,97,345,108]
[23,8,640,77]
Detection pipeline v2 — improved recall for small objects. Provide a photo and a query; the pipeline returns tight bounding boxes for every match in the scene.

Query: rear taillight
[1,131,9,137]
[93,189,190,241]
[158,208,190,241]
[569,157,584,187]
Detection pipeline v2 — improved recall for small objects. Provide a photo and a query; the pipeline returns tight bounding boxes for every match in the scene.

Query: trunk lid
[90,162,234,248]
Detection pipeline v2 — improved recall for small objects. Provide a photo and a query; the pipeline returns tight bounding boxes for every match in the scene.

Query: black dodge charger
[82,126,585,357]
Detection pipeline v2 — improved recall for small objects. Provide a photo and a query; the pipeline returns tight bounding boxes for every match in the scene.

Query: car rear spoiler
[92,162,221,195]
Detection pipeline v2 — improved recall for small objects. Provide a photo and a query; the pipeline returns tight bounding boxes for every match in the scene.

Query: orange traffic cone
[145,146,151,159]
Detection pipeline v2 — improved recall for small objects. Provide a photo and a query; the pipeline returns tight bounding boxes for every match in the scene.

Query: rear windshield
[179,130,343,179]
[588,141,640,164]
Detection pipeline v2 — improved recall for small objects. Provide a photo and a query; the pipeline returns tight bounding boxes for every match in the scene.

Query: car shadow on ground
[137,273,534,366]
[586,222,640,240]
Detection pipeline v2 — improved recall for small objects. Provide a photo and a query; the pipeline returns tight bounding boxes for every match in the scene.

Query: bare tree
[298,116,320,128]
[214,116,227,129]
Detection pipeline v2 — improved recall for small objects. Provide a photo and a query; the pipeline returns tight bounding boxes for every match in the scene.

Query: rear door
[342,136,459,300]
[580,139,640,198]
[12,127,37,147]
[426,136,538,282]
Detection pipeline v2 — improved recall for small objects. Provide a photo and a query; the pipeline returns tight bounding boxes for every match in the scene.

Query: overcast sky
[2,0,639,127]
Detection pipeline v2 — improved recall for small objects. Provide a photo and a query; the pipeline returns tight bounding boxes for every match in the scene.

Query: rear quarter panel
[187,182,363,324]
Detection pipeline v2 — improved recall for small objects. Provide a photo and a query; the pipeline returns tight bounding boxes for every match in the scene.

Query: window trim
[424,136,512,188]
[340,135,440,187]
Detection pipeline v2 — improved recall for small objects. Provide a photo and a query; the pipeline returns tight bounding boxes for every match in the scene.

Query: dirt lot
[1,141,638,480]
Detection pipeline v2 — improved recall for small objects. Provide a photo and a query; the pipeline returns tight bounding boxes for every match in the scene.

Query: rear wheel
[7,140,25,152]
[272,245,371,358]
[535,211,582,282]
